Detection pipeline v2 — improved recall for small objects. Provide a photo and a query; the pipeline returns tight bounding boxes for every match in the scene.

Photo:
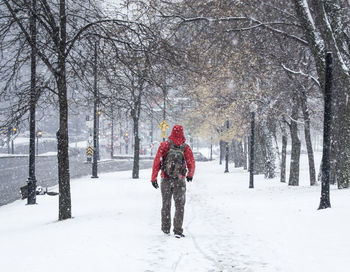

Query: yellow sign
[86,146,93,156]
[158,120,169,131]
[161,131,167,138]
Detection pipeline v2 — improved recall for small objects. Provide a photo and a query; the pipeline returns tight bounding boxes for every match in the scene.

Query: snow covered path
[1,158,350,272]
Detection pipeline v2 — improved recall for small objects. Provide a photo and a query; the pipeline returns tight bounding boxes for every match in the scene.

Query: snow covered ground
[1,154,349,272]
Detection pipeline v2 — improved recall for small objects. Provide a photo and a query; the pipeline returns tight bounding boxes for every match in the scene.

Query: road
[0,154,153,206]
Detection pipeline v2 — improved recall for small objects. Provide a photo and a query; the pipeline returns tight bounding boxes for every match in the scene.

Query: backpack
[162,140,187,178]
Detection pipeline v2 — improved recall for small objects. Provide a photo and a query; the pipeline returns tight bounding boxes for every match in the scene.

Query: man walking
[151,125,195,238]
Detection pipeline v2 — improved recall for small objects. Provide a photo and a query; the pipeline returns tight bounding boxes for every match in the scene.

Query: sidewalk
[0,156,349,272]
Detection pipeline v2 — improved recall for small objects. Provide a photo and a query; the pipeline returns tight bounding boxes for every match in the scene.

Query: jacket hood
[168,125,186,146]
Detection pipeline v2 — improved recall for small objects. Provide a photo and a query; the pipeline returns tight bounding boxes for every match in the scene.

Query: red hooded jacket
[151,125,195,182]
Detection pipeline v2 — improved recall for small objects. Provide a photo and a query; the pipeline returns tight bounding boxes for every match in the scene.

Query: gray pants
[161,177,186,234]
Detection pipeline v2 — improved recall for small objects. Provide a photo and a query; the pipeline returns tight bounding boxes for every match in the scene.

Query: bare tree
[2,0,154,220]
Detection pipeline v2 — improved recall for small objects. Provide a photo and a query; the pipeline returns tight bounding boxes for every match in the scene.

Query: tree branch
[281,63,320,86]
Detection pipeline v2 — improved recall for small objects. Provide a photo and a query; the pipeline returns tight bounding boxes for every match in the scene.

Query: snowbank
[0,154,349,272]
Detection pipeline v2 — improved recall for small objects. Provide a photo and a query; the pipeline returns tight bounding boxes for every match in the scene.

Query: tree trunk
[254,123,265,175]
[231,140,244,168]
[327,59,350,188]
[57,0,71,220]
[27,0,37,205]
[232,140,238,167]
[231,139,237,166]
[110,108,114,159]
[219,140,224,165]
[288,98,301,186]
[132,91,142,179]
[243,137,248,170]
[210,137,213,160]
[293,0,325,88]
[57,73,71,220]
[329,139,336,184]
[335,97,350,188]
[92,41,99,178]
[132,116,140,179]
[281,133,287,183]
[237,141,245,168]
[294,0,350,188]
[249,112,255,188]
[273,129,281,174]
[247,136,250,171]
[263,122,276,179]
[224,141,229,173]
[319,52,333,209]
[300,89,316,185]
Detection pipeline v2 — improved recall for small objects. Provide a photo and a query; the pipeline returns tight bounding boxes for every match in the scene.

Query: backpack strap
[167,139,186,151]
[167,139,175,149]
[180,143,187,152]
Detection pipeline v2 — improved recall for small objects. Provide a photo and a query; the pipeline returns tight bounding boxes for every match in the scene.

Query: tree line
[159,0,350,190]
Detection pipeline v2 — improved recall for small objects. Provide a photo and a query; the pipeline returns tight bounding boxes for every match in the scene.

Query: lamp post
[249,102,257,189]
[219,140,223,165]
[92,41,99,179]
[150,109,153,156]
[162,88,167,142]
[124,133,129,154]
[36,129,42,156]
[150,126,153,156]
[125,111,129,154]
[11,127,17,154]
[7,126,11,154]
[110,107,114,159]
[224,119,229,173]
[27,0,37,205]
[319,52,333,209]
[97,109,102,161]
[119,122,123,154]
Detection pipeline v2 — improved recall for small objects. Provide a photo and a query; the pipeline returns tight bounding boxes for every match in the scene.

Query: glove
[152,181,159,189]
[186,176,193,182]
